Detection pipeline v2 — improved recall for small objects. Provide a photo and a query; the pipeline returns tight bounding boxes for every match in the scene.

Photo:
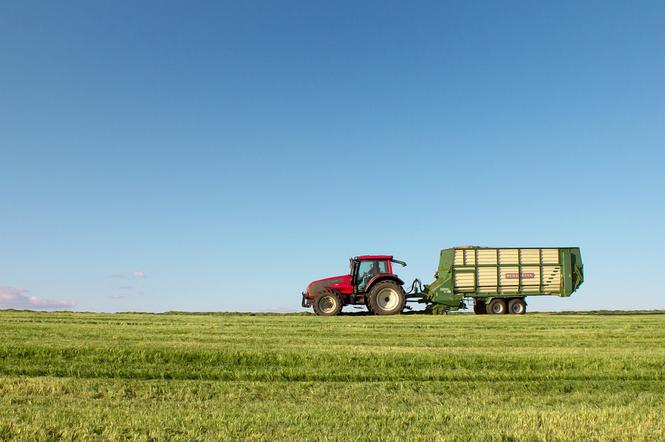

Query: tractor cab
[350,255,404,292]
[302,255,407,316]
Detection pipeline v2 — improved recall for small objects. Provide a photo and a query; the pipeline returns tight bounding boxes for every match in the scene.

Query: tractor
[301,255,409,316]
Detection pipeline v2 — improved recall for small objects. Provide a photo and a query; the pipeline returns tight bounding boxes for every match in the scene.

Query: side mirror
[391,259,407,267]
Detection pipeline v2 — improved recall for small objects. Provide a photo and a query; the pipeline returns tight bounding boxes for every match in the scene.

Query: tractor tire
[368,281,406,315]
[486,298,507,315]
[473,300,487,315]
[508,298,527,315]
[313,290,342,316]
[366,301,374,315]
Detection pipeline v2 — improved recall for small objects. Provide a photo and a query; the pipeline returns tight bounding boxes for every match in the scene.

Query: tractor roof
[355,255,393,261]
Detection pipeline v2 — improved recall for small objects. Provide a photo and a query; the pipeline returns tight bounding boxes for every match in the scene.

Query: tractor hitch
[301,292,312,308]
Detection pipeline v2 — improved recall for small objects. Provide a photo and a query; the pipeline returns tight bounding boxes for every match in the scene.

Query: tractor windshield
[356,260,389,291]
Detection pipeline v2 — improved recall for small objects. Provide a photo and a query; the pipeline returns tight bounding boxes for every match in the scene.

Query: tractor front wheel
[313,291,342,316]
[368,281,406,315]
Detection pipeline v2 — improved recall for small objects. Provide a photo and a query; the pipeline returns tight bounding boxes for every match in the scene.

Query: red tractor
[301,255,409,316]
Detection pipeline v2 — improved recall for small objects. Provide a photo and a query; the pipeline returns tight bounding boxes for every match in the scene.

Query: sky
[1,0,664,313]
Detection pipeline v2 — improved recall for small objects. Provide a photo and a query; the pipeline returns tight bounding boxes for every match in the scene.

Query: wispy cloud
[0,286,74,310]
[118,285,134,290]
[108,274,127,280]
[109,271,147,280]
[110,293,124,300]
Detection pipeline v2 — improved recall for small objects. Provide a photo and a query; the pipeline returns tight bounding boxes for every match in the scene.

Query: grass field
[1,310,664,440]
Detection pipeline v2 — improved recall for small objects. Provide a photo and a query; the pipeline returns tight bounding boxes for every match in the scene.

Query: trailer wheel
[508,298,526,315]
[486,299,507,315]
[368,281,406,315]
[473,300,487,315]
[313,291,342,316]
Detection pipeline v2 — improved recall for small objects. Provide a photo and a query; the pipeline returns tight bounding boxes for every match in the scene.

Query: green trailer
[418,247,584,314]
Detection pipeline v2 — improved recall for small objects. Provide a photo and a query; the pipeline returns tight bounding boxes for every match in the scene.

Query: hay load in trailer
[300,246,583,316]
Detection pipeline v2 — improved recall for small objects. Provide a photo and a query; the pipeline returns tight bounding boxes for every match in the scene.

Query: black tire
[486,298,507,315]
[366,300,374,315]
[368,281,406,315]
[313,291,342,316]
[508,298,526,315]
[473,300,487,315]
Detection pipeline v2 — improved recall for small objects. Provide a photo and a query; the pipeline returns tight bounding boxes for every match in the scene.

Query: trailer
[300,246,583,315]
[418,246,584,314]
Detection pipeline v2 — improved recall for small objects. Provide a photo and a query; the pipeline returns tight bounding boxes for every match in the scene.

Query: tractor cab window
[356,260,388,291]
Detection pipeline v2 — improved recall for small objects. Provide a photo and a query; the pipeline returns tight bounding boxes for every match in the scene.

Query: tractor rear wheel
[486,298,507,315]
[313,291,342,316]
[368,281,406,315]
[508,298,526,314]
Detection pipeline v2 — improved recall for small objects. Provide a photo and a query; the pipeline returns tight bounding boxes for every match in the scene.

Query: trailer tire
[313,290,342,316]
[508,298,526,315]
[486,299,507,315]
[368,281,406,315]
[473,300,487,315]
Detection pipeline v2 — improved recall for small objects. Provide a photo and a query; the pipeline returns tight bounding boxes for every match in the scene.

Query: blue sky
[1,1,663,312]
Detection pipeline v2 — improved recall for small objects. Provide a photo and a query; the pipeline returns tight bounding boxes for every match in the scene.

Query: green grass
[1,310,664,440]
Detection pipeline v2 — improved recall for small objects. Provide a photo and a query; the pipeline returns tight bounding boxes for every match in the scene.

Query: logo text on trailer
[505,272,535,279]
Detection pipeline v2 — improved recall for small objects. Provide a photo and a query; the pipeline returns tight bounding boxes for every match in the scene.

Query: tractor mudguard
[365,275,405,292]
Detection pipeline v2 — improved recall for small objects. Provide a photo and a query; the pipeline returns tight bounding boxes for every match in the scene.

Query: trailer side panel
[425,247,583,308]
